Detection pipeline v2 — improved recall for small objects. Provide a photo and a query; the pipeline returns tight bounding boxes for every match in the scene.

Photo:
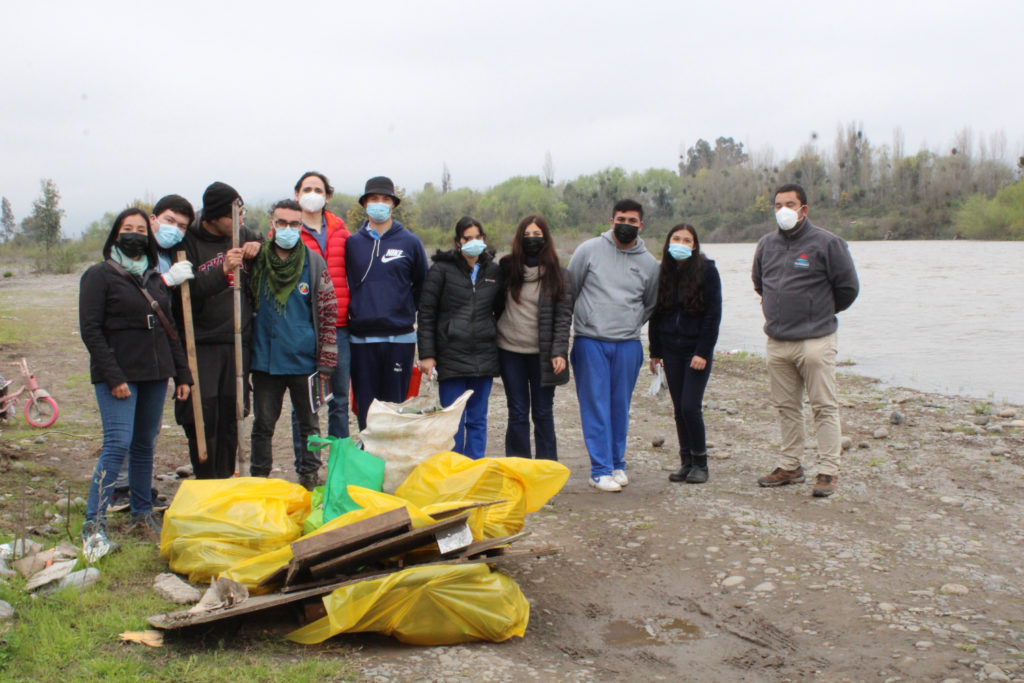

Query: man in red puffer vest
[288,171,352,473]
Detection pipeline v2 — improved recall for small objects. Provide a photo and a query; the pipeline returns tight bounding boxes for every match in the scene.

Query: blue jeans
[439,376,493,460]
[291,327,350,469]
[498,349,557,460]
[86,380,168,521]
[570,337,643,478]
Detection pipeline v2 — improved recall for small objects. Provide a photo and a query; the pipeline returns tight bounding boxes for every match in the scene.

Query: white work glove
[162,261,194,287]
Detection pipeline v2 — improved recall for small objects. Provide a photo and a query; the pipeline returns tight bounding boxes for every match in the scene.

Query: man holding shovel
[175,182,262,479]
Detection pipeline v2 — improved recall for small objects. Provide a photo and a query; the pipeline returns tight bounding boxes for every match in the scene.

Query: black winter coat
[497,258,574,387]
[79,261,192,388]
[417,249,503,380]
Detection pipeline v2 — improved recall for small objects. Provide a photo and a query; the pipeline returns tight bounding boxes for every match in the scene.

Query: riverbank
[1,271,1023,681]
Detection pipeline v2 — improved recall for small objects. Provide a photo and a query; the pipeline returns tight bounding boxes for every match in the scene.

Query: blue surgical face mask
[366,202,391,223]
[274,227,301,250]
[155,224,184,249]
[460,239,486,257]
[668,243,692,261]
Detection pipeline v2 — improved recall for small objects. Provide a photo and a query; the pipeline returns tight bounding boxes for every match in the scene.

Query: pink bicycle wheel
[24,396,59,428]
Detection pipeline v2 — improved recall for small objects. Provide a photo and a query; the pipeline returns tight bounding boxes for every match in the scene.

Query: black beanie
[201,182,242,221]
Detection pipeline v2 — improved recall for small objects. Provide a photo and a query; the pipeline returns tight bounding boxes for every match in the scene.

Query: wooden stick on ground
[176,251,207,464]
[231,199,247,471]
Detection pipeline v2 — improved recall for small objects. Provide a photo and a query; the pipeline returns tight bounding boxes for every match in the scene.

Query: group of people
[77,177,859,546]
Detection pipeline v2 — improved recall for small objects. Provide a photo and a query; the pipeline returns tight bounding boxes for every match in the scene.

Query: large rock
[0,600,13,621]
[153,573,202,604]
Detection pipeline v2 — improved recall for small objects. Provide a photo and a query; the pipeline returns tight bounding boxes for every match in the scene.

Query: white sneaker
[611,469,629,487]
[589,475,622,492]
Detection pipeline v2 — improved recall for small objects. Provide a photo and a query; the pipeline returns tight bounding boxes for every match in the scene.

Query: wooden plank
[291,507,413,562]
[428,499,506,519]
[257,508,414,589]
[307,512,471,579]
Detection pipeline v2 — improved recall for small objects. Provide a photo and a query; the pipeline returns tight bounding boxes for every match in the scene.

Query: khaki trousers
[766,332,841,476]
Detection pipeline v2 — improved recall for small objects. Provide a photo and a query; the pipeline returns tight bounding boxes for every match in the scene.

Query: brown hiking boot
[757,466,805,487]
[812,473,838,497]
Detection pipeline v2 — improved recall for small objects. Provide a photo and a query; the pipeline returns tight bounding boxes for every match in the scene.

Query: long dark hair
[657,223,705,314]
[507,215,563,303]
[102,207,157,268]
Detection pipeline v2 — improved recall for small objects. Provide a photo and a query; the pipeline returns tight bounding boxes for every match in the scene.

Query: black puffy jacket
[79,261,192,388]
[417,249,503,380]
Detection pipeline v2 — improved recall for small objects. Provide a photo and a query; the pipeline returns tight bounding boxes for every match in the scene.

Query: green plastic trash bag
[307,435,386,524]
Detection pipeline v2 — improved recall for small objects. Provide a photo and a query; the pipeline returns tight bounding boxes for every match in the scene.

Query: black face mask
[117,232,149,259]
[613,222,639,245]
[522,236,546,257]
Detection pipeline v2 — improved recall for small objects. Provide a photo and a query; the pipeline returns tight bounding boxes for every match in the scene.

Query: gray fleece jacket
[752,219,859,341]
[568,230,660,342]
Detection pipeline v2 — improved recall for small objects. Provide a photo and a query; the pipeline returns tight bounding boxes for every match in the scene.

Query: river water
[702,240,1024,404]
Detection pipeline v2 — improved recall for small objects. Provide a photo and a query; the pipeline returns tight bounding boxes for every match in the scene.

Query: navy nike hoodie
[344,220,428,337]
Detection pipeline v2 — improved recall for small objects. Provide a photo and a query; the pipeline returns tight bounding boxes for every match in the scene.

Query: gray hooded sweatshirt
[568,230,660,342]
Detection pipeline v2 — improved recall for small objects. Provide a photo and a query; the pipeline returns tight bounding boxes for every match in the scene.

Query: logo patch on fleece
[794,253,810,269]
[298,282,310,295]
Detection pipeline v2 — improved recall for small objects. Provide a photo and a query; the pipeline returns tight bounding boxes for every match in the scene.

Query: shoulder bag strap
[105,259,178,340]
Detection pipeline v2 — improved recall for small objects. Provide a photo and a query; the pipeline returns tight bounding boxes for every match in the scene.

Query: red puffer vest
[299,210,351,326]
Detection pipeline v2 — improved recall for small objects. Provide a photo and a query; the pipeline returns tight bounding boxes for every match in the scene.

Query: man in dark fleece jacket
[752,183,859,498]
[345,176,427,431]
[174,182,262,479]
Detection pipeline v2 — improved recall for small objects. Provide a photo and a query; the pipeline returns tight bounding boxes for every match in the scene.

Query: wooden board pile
[148,500,556,631]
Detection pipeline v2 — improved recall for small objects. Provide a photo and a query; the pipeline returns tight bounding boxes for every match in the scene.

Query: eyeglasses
[272,219,303,229]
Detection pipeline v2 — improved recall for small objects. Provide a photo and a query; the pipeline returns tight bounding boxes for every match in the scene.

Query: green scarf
[252,241,305,314]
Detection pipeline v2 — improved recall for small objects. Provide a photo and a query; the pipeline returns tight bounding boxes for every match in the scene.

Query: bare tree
[542,150,555,188]
[1,197,14,243]
[441,163,452,194]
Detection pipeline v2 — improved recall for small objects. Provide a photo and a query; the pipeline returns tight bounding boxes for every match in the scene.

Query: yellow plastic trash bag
[161,478,310,583]
[220,487,439,590]
[288,563,529,645]
[395,452,570,538]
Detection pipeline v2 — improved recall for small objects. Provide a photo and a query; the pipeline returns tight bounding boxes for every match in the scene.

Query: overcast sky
[2,0,1022,235]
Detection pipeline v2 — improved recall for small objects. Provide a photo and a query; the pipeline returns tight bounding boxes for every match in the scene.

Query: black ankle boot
[686,452,708,483]
[669,451,692,482]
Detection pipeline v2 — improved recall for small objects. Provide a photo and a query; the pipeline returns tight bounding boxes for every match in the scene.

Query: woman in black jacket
[417,216,503,459]
[496,215,573,460]
[78,208,192,545]
[649,224,722,484]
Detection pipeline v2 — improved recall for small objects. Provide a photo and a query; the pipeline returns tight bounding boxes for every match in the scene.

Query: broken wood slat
[306,512,471,580]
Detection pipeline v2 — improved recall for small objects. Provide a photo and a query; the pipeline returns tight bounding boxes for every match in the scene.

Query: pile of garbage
[0,538,100,595]
[147,394,570,646]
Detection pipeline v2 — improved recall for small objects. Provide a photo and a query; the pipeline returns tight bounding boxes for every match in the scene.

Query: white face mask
[299,192,326,213]
[775,207,800,231]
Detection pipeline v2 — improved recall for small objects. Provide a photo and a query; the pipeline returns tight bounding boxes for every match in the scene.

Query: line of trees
[3,123,1022,259]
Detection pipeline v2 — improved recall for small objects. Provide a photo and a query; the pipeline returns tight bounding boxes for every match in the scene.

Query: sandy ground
[2,271,1024,682]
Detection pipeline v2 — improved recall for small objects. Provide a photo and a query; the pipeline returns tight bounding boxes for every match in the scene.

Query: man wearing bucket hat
[174,181,263,478]
[345,176,428,431]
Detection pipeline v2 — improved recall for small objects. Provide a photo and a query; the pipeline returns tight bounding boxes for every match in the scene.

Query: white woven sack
[359,390,472,492]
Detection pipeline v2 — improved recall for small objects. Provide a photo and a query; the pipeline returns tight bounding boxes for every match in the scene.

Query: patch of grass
[972,402,992,415]
[956,643,977,652]
[952,426,978,435]
[867,458,884,467]
[62,373,91,390]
